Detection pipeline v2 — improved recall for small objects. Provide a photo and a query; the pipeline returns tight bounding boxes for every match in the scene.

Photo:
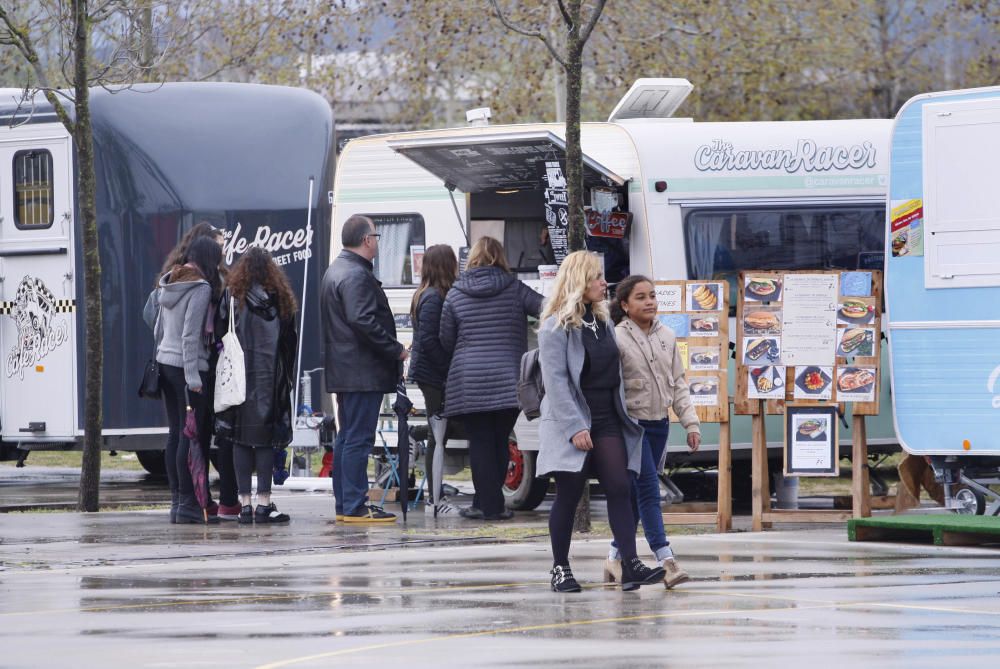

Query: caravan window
[684,205,885,308]
[13,149,55,229]
[367,213,426,286]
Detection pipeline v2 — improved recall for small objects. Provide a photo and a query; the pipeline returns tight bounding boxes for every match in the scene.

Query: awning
[387,131,625,194]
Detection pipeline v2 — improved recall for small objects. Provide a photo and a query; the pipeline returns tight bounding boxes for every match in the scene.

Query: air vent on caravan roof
[607,78,693,122]
[466,107,491,127]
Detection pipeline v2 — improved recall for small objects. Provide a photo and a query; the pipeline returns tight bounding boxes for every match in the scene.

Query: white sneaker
[434,496,460,516]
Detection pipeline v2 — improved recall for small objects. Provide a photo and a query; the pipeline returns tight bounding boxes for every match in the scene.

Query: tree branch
[0,4,77,135]
[488,0,569,67]
[578,0,608,43]
[556,0,572,28]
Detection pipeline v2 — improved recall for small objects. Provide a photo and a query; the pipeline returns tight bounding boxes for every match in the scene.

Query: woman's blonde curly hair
[540,250,608,330]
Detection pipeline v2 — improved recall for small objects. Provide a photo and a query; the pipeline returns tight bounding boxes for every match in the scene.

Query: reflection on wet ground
[1,487,999,667]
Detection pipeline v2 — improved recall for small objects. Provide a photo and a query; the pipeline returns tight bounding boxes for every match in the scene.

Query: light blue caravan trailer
[885,85,1000,515]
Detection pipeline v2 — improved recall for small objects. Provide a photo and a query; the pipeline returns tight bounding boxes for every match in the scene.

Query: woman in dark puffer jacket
[440,237,543,520]
[214,248,298,524]
[407,245,459,515]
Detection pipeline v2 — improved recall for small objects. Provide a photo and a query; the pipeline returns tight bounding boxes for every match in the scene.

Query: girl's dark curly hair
[610,274,654,324]
[226,246,298,320]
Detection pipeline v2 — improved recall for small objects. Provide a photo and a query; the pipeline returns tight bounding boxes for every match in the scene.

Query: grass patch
[0,450,145,471]
[6,503,167,514]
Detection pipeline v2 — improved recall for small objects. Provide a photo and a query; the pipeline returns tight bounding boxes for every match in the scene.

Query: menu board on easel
[654,280,729,424]
[654,279,732,533]
[735,270,882,418]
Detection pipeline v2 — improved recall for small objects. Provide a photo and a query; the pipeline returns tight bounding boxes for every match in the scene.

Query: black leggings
[234,444,274,496]
[160,364,211,502]
[549,432,637,566]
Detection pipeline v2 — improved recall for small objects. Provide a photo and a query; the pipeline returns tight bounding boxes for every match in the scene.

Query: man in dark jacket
[321,215,407,523]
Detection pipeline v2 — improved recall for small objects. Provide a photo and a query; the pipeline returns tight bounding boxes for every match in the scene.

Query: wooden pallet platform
[848,514,1000,547]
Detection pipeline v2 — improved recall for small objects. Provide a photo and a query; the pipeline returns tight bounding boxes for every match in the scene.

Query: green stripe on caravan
[650,174,885,192]
[337,187,453,203]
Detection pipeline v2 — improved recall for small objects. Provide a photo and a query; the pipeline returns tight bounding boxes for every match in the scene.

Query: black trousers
[160,364,211,504]
[459,409,519,516]
[234,444,275,496]
[548,388,637,565]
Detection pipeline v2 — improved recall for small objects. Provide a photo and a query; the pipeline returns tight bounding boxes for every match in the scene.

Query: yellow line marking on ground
[254,604,837,669]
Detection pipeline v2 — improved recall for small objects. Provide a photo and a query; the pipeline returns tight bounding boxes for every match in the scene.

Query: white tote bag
[214,296,246,412]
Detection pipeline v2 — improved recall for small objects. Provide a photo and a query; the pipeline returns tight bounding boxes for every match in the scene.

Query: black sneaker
[238,505,254,524]
[620,557,666,592]
[254,503,290,524]
[341,504,396,523]
[550,565,582,593]
[483,509,514,521]
[459,506,484,519]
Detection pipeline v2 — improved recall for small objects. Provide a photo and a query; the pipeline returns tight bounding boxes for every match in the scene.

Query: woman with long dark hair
[155,236,224,524]
[407,245,458,515]
[536,251,665,592]
[146,221,239,520]
[215,247,298,524]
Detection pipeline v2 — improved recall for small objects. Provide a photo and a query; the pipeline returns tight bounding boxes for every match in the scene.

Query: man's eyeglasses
[366,233,382,240]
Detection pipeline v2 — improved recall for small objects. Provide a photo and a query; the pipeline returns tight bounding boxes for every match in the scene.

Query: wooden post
[751,401,770,531]
[851,414,871,518]
[717,421,732,532]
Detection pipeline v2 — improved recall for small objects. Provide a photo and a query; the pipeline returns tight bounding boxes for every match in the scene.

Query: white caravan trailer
[332,79,893,508]
[884,84,1000,515]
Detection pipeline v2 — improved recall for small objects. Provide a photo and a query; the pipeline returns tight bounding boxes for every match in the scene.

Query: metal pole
[293,176,315,424]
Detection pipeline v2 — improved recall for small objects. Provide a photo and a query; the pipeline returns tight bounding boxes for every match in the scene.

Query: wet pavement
[2,483,999,669]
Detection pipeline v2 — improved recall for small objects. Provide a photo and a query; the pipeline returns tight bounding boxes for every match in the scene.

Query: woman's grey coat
[535,315,643,476]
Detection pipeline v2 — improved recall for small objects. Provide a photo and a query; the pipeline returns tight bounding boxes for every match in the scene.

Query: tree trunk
[564,0,585,253]
[573,484,591,533]
[139,3,155,82]
[73,0,104,512]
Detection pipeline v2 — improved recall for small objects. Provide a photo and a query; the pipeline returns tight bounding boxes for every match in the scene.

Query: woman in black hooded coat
[215,247,298,524]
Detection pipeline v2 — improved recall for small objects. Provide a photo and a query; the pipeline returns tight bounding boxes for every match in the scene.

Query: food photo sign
[784,404,840,476]
[654,280,729,424]
[735,270,882,419]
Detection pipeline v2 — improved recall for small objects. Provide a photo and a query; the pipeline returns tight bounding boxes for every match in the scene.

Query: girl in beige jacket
[605,275,701,589]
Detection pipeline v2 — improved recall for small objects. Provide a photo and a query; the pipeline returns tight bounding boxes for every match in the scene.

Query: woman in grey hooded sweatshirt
[155,237,223,524]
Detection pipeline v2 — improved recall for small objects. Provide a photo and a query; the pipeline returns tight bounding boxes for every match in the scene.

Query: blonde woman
[536,251,665,592]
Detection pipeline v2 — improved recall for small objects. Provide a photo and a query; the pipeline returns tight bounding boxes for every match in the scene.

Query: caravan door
[0,131,77,441]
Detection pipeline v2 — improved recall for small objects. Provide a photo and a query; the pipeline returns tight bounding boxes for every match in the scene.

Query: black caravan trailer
[0,83,334,473]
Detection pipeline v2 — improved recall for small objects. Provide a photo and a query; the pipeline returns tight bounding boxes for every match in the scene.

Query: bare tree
[0,0,107,511]
[489,0,607,253]
[0,0,286,511]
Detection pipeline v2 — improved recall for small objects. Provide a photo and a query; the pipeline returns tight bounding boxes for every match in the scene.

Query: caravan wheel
[953,487,986,515]
[135,450,166,478]
[503,439,549,511]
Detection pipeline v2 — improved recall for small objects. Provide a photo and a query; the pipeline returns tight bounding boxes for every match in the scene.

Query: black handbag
[138,359,162,399]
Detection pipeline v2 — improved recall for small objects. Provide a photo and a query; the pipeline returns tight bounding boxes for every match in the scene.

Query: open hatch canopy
[387,130,626,194]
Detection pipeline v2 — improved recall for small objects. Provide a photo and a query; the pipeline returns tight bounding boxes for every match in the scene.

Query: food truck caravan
[0,83,335,474]
[883,84,1000,515]
[331,78,895,509]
